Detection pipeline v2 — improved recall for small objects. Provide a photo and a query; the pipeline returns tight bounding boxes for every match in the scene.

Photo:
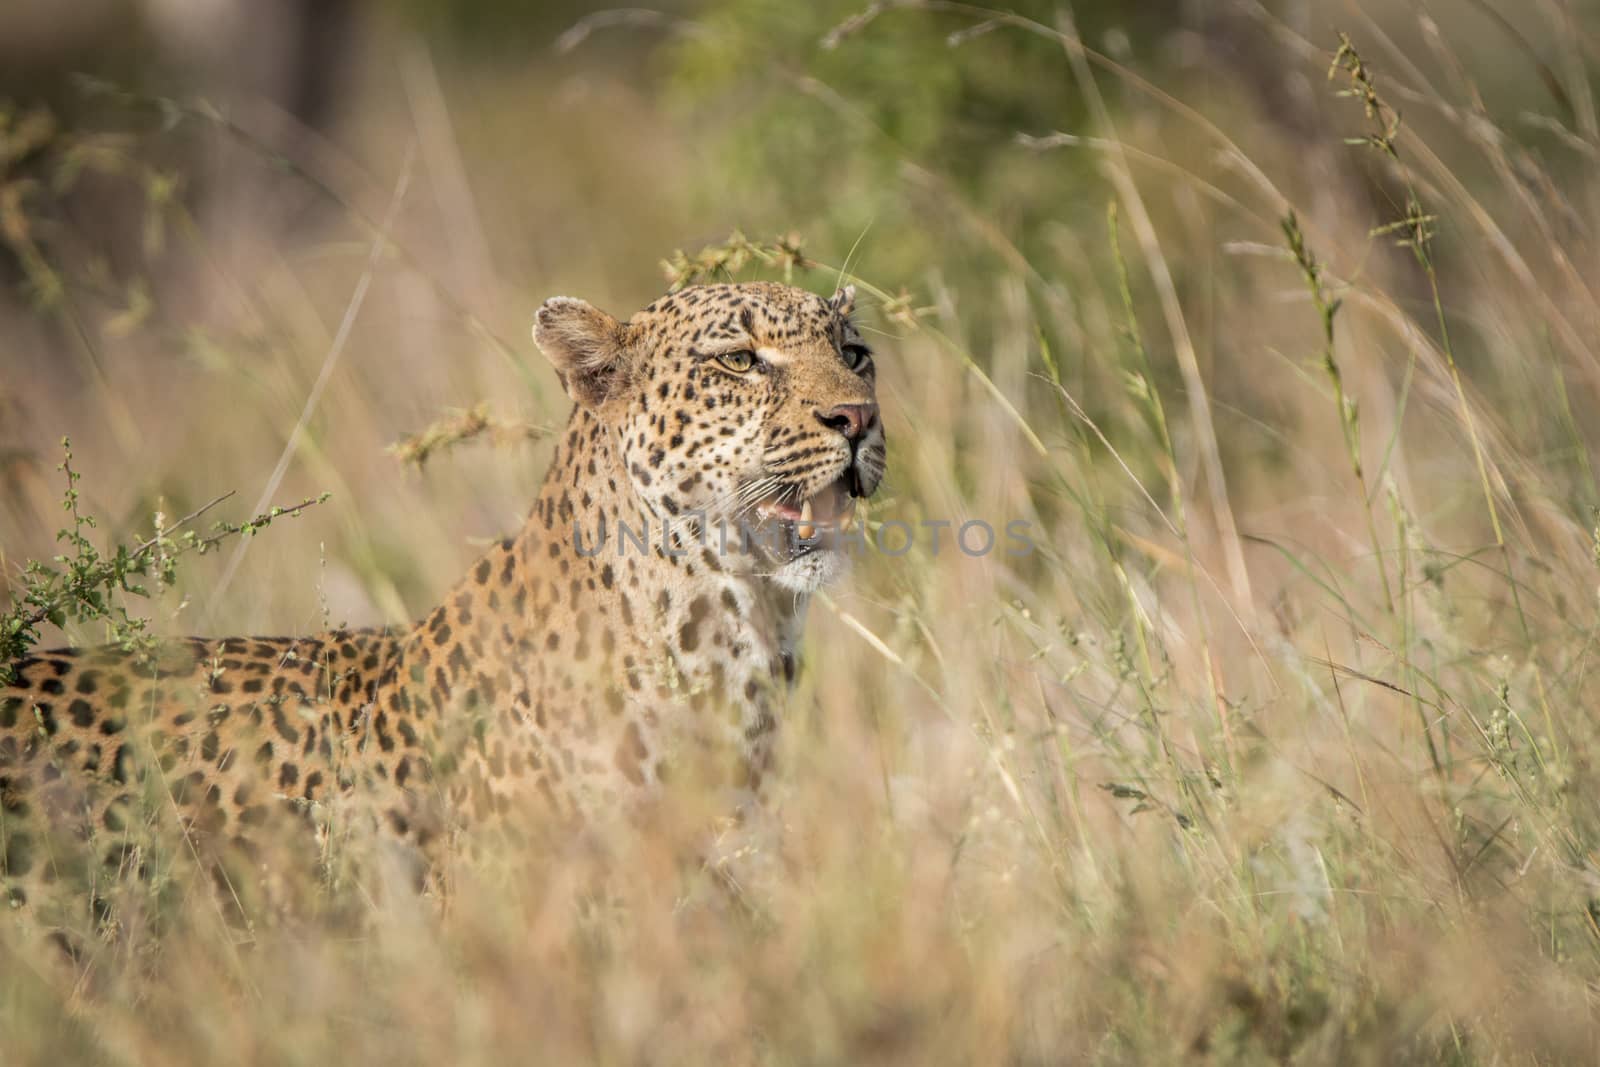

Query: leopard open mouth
[753,474,857,553]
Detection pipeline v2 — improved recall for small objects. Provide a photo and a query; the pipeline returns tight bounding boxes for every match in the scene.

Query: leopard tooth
[797,498,815,541]
[838,499,856,531]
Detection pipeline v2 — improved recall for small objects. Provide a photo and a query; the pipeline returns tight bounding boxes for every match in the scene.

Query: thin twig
[208,142,416,613]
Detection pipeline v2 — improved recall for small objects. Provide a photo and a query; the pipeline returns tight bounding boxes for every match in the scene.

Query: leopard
[0,281,885,934]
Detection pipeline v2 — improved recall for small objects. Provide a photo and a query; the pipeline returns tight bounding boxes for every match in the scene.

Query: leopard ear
[533,296,628,408]
[829,284,856,319]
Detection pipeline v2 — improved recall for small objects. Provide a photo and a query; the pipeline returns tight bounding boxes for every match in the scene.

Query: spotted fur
[0,282,885,925]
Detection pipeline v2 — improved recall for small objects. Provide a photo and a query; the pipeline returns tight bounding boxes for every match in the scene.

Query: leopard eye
[841,343,872,372]
[715,349,757,373]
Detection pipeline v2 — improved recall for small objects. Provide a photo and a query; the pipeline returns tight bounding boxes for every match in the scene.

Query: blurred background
[8,1,1600,1062]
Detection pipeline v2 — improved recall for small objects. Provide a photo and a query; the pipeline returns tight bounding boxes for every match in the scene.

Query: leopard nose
[815,403,879,442]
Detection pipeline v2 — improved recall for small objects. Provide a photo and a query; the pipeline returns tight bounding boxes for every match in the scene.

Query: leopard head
[534,281,885,591]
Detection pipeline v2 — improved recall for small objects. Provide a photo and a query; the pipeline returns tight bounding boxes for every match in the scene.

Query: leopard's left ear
[534,296,629,408]
[829,284,856,319]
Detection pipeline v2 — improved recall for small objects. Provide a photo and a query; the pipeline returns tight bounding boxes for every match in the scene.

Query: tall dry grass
[6,2,1600,1063]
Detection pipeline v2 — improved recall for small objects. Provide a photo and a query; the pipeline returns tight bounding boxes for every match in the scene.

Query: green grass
[6,2,1600,1062]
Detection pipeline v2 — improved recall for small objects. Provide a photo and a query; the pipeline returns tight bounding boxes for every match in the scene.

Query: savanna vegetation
[5,1,1600,1062]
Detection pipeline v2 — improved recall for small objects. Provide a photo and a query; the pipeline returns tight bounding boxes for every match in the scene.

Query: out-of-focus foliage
[670,1,1176,285]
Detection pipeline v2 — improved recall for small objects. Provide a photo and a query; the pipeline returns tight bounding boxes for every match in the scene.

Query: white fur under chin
[771,548,849,593]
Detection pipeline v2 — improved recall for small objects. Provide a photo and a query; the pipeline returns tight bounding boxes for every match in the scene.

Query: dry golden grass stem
[387,404,555,470]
